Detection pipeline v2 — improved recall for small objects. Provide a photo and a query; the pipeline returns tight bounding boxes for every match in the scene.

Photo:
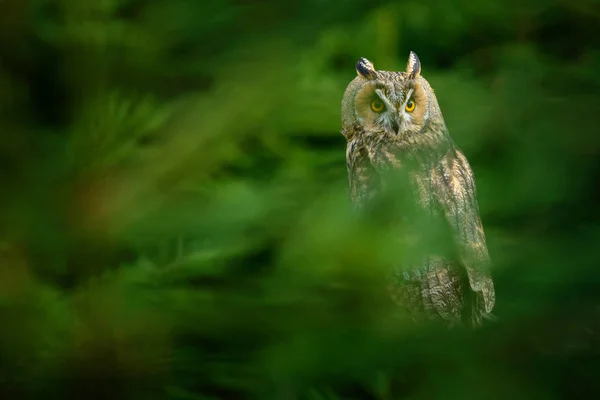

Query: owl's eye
[370,99,385,113]
[405,99,416,112]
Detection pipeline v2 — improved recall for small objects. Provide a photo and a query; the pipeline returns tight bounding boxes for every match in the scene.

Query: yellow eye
[405,99,415,112]
[370,99,385,113]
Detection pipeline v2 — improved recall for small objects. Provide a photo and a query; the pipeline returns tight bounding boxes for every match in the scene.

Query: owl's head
[341,52,445,143]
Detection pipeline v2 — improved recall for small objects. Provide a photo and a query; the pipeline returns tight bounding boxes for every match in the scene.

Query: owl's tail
[462,288,498,328]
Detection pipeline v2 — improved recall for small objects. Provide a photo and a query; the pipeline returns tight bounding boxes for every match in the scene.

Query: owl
[340,52,495,327]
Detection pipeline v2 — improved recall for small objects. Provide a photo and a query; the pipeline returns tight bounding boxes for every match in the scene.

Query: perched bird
[340,52,495,327]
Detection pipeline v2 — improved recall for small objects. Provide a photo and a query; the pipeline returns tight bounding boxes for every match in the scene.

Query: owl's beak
[391,117,400,135]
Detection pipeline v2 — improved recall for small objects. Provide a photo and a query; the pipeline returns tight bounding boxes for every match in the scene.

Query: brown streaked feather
[431,147,496,316]
[345,136,379,208]
[426,256,464,322]
[388,256,464,324]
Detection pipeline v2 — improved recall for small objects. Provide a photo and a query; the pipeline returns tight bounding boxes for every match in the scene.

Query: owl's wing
[431,147,495,316]
[345,138,378,209]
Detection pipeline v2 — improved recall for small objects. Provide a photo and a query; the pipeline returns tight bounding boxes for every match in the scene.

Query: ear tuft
[406,51,421,79]
[356,57,377,80]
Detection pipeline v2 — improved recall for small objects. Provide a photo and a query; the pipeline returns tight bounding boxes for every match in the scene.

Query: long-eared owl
[340,52,495,327]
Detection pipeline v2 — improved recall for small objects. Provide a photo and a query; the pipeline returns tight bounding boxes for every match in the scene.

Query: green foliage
[0,0,599,398]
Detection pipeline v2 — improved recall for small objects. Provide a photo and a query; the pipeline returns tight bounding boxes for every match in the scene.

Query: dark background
[0,0,599,398]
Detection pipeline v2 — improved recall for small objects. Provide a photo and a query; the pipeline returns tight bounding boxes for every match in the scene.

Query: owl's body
[341,53,495,327]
